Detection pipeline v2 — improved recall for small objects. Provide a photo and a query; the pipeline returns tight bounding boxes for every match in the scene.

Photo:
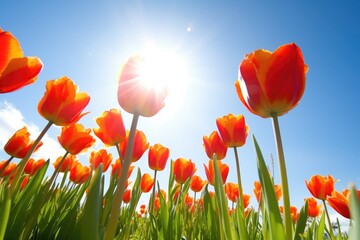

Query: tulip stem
[271,114,292,240]
[10,121,53,193]
[323,199,335,238]
[115,143,123,164]
[105,113,140,240]
[233,147,244,211]
[49,151,69,190]
[149,169,158,214]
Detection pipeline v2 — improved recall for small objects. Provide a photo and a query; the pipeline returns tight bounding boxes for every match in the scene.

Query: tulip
[119,130,149,163]
[148,143,170,171]
[327,189,360,219]
[117,55,168,117]
[235,43,308,118]
[203,131,227,160]
[305,175,336,201]
[69,161,90,184]
[93,109,126,146]
[140,173,154,193]
[58,123,95,155]
[204,160,229,186]
[224,182,251,208]
[24,158,46,176]
[306,197,322,218]
[0,161,17,177]
[110,159,135,179]
[38,76,90,126]
[173,158,196,184]
[123,189,132,204]
[253,180,282,203]
[53,154,76,172]
[0,28,43,93]
[216,113,249,148]
[190,175,207,193]
[89,149,113,172]
[280,206,299,222]
[4,126,43,159]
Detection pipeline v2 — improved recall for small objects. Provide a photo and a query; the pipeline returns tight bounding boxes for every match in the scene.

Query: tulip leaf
[74,165,103,240]
[316,212,326,240]
[349,184,360,240]
[294,199,308,240]
[253,135,286,240]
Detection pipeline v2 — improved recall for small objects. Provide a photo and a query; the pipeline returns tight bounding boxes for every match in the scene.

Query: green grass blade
[349,184,360,240]
[294,199,308,240]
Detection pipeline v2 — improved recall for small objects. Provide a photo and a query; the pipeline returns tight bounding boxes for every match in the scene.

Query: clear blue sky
[1,1,359,222]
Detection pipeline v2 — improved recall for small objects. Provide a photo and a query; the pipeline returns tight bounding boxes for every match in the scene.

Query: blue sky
[1,1,359,223]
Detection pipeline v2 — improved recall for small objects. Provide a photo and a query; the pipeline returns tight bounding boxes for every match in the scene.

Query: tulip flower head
[0,28,43,93]
[173,158,196,184]
[58,123,95,155]
[306,197,322,218]
[38,76,90,126]
[140,173,155,193]
[148,143,170,171]
[117,55,168,117]
[70,161,90,184]
[89,149,113,172]
[305,175,336,201]
[327,189,360,219]
[24,158,46,176]
[93,109,126,146]
[111,158,135,178]
[236,43,308,118]
[216,113,249,148]
[53,154,77,172]
[204,160,229,186]
[0,161,17,177]
[190,175,207,193]
[4,126,43,159]
[119,130,149,162]
[203,131,227,160]
[123,189,132,203]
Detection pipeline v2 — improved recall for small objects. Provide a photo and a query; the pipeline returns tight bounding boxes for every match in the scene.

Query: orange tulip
[69,161,91,184]
[204,160,229,186]
[0,28,43,93]
[117,55,168,117]
[140,173,154,193]
[58,123,95,155]
[306,197,322,218]
[93,109,126,146]
[111,158,135,178]
[20,175,30,191]
[123,189,132,203]
[253,180,282,202]
[139,204,147,215]
[327,189,360,219]
[280,206,299,222]
[24,158,46,176]
[148,143,170,171]
[38,76,90,126]
[216,113,249,148]
[53,154,76,172]
[190,175,207,193]
[203,131,227,160]
[119,130,149,162]
[4,126,43,159]
[89,149,113,172]
[236,43,308,118]
[173,158,196,184]
[156,189,167,201]
[0,161,17,177]
[305,175,336,201]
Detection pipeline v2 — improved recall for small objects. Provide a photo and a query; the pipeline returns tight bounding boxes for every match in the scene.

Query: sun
[137,45,188,120]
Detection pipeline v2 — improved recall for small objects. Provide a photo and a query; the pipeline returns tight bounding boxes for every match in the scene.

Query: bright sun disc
[137,47,188,120]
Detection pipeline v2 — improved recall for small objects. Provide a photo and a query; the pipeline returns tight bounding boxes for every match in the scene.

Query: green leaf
[316,212,326,240]
[74,165,103,240]
[0,186,11,240]
[294,199,308,240]
[349,184,360,240]
[253,135,286,240]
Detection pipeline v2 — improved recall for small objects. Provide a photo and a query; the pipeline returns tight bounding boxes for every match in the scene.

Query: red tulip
[0,161,17,177]
[306,197,322,218]
[89,149,113,172]
[119,130,149,162]
[216,113,249,148]
[24,158,46,176]
[38,77,90,126]
[236,43,308,118]
[203,131,227,160]
[305,175,336,201]
[93,109,126,146]
[53,154,76,172]
[140,173,154,193]
[190,175,207,193]
[148,143,170,171]
[69,161,90,184]
[204,160,229,186]
[327,189,360,219]
[58,123,95,155]
[173,158,196,184]
[0,28,43,93]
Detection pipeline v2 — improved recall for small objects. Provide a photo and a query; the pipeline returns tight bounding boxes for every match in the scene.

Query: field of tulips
[1,27,360,240]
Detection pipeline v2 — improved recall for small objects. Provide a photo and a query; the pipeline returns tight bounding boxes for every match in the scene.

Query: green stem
[10,121,53,193]
[322,199,335,239]
[49,151,69,190]
[271,114,292,240]
[149,169,157,214]
[233,147,244,210]
[104,113,140,240]
[115,143,123,164]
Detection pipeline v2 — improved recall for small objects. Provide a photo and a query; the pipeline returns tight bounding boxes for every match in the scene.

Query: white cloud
[0,101,64,162]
